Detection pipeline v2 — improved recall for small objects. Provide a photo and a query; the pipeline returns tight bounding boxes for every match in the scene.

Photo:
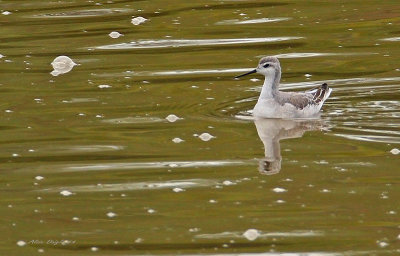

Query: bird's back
[254,83,332,118]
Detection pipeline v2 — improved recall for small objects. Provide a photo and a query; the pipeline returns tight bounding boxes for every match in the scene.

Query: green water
[1,0,399,255]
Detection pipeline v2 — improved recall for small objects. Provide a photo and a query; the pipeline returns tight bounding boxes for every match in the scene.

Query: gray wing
[277,83,330,110]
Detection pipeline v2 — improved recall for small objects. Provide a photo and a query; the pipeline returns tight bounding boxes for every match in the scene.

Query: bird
[235,56,332,119]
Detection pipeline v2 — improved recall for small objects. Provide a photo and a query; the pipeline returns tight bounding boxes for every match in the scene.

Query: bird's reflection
[254,118,323,175]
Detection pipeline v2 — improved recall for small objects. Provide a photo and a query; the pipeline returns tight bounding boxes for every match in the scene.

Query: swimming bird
[235,56,332,118]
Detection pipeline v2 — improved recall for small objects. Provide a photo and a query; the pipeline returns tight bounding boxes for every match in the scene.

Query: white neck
[259,75,276,99]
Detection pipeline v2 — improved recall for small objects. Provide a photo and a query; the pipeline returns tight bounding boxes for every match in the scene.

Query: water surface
[1,0,399,255]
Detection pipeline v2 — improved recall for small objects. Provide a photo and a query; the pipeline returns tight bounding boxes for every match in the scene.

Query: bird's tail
[309,83,332,104]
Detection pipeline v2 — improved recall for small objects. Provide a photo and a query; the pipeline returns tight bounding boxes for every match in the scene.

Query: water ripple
[195,230,324,239]
[40,179,216,192]
[216,17,291,25]
[102,117,164,124]
[95,37,303,50]
[33,8,131,18]
[59,160,251,172]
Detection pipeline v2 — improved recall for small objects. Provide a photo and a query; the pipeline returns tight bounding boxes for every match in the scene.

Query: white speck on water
[189,227,200,232]
[168,163,178,168]
[109,31,123,38]
[5,109,13,113]
[2,11,11,15]
[243,229,260,241]
[135,238,143,243]
[51,56,77,76]
[250,78,260,82]
[172,187,184,193]
[199,133,215,141]
[38,248,44,253]
[131,16,147,25]
[304,73,312,77]
[276,199,286,203]
[72,217,80,221]
[12,153,20,157]
[165,114,180,122]
[98,84,111,89]
[321,189,331,193]
[0,54,4,58]
[91,247,99,251]
[387,210,397,215]
[147,209,155,214]
[272,187,287,193]
[107,212,117,218]
[222,180,234,186]
[35,176,44,181]
[172,137,184,143]
[314,160,329,164]
[377,241,388,248]
[390,148,400,155]
[60,190,73,196]
[17,241,26,247]
[209,199,217,203]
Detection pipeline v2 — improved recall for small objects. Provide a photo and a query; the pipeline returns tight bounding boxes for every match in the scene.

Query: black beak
[234,69,257,79]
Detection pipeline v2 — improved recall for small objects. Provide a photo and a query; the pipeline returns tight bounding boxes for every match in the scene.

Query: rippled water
[1,0,399,255]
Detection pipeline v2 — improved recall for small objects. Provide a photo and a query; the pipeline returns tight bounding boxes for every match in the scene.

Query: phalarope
[235,56,332,118]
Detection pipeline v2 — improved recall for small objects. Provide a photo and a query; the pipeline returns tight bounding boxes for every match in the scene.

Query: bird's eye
[263,64,270,68]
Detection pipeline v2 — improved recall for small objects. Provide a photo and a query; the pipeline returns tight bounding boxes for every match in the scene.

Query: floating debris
[390,148,399,155]
[98,84,112,89]
[172,137,184,143]
[91,247,99,251]
[35,176,44,181]
[243,229,260,241]
[0,54,4,58]
[198,133,215,141]
[272,187,287,193]
[60,190,73,196]
[165,114,180,122]
[51,56,77,76]
[2,11,11,15]
[147,209,156,214]
[172,187,184,193]
[222,180,235,186]
[131,16,147,25]
[109,31,123,38]
[107,212,117,218]
[16,241,26,247]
